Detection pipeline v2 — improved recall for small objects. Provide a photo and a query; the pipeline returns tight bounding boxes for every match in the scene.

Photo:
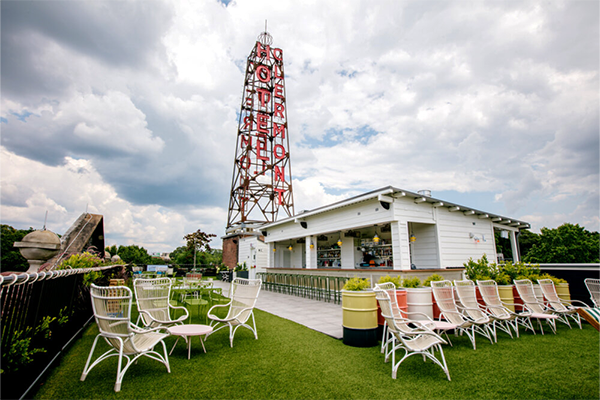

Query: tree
[116,245,152,266]
[1,225,34,272]
[523,223,599,263]
[104,245,118,257]
[517,229,539,260]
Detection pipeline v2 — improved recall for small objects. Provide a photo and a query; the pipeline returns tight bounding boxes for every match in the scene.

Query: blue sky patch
[11,110,33,122]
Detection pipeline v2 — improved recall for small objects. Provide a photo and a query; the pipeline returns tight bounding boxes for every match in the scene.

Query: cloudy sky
[1,0,598,253]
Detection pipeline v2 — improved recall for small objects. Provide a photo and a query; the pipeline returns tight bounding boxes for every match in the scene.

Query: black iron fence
[0,265,125,400]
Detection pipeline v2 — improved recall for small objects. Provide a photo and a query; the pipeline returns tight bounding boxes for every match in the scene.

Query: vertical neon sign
[227,30,294,230]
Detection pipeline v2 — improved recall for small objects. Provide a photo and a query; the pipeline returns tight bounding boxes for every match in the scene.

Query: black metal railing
[0,265,124,399]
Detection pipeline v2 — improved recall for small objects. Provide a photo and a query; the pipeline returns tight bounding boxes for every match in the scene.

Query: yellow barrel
[555,283,571,301]
[498,285,515,312]
[342,290,378,347]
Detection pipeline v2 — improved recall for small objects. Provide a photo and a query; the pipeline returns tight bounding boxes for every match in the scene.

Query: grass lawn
[33,308,599,400]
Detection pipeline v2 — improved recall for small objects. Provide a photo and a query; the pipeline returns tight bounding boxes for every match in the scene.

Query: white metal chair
[374,286,451,381]
[454,279,500,342]
[431,280,493,350]
[133,277,189,328]
[376,282,456,361]
[207,278,262,347]
[584,278,600,307]
[476,279,530,338]
[513,279,559,335]
[538,279,585,329]
[81,284,171,392]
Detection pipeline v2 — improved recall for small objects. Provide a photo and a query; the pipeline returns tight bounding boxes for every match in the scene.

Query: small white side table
[168,324,214,359]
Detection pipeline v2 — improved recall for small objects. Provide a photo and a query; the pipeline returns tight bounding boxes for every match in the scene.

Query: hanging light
[373,234,380,244]
[337,239,342,247]
[310,241,314,249]
[410,234,416,243]
[288,245,293,251]
[273,247,277,252]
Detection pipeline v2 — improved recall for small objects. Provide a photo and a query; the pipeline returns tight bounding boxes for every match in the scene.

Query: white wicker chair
[81,284,171,392]
[513,279,559,335]
[476,279,531,338]
[207,278,262,347]
[454,279,500,342]
[431,280,493,350]
[585,278,600,307]
[538,279,585,329]
[374,286,451,381]
[134,277,189,328]
[376,282,456,360]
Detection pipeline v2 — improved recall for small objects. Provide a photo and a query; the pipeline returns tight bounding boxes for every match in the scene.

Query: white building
[233,186,529,274]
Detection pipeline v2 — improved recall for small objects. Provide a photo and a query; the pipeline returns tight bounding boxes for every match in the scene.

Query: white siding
[437,208,496,267]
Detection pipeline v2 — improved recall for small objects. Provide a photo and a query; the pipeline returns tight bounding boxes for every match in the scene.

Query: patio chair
[453,279,501,342]
[134,278,189,329]
[374,286,451,381]
[376,283,456,361]
[513,279,559,335]
[207,278,262,347]
[538,279,586,329]
[81,284,171,392]
[585,278,600,307]
[476,280,531,338]
[431,280,494,350]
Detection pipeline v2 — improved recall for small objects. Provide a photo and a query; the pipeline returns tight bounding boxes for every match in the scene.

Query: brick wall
[222,236,239,269]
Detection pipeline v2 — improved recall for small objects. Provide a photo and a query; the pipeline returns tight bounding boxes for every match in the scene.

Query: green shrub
[494,272,512,285]
[423,274,444,287]
[343,277,371,291]
[463,254,492,280]
[402,277,421,288]
[378,275,401,288]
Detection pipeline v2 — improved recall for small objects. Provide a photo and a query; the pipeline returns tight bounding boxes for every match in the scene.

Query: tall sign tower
[226,29,294,232]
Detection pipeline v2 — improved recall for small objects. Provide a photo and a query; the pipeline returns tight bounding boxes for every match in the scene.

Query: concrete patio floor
[212,280,343,339]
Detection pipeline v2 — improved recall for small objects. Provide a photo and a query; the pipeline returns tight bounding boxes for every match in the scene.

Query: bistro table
[168,324,214,359]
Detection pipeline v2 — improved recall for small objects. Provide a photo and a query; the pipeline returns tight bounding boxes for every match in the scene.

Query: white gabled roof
[261,185,530,230]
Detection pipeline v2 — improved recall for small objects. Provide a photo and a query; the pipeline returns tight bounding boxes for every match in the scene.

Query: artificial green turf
[33,310,599,400]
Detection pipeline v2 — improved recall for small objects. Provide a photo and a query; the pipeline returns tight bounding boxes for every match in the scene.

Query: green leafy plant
[378,275,401,288]
[423,274,444,287]
[234,262,248,272]
[494,272,512,285]
[463,254,493,280]
[0,308,68,375]
[539,273,567,284]
[343,277,371,291]
[402,277,421,288]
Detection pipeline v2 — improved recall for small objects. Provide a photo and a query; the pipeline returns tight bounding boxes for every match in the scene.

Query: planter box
[556,283,571,301]
[342,290,378,347]
[498,285,515,312]
[234,271,249,279]
[377,289,407,325]
[406,287,433,320]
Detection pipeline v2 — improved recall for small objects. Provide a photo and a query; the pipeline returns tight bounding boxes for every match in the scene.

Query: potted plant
[403,277,434,320]
[341,277,378,347]
[423,273,444,319]
[542,274,570,301]
[376,275,407,326]
[234,262,249,279]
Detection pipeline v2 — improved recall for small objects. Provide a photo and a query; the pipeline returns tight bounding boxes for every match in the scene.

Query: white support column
[510,231,520,262]
[340,232,355,269]
[305,235,317,269]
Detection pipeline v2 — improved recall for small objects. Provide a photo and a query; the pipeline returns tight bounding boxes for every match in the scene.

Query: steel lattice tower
[226,30,295,231]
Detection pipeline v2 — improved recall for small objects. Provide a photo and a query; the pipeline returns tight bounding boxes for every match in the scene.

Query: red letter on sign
[274,103,285,119]
[256,65,271,83]
[274,188,285,205]
[240,134,252,149]
[273,123,285,139]
[274,165,285,182]
[274,84,284,99]
[274,144,286,159]
[272,48,283,61]
[257,134,268,162]
[239,156,251,169]
[243,116,253,131]
[257,88,271,108]
[273,64,284,79]
[257,113,269,134]
[256,42,270,61]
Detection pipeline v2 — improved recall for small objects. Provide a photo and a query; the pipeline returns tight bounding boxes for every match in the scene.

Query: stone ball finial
[111,254,122,262]
[14,230,61,273]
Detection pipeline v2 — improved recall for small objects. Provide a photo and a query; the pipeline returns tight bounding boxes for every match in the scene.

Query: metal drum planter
[342,290,378,347]
[498,285,515,312]
[555,283,571,301]
[406,287,434,320]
